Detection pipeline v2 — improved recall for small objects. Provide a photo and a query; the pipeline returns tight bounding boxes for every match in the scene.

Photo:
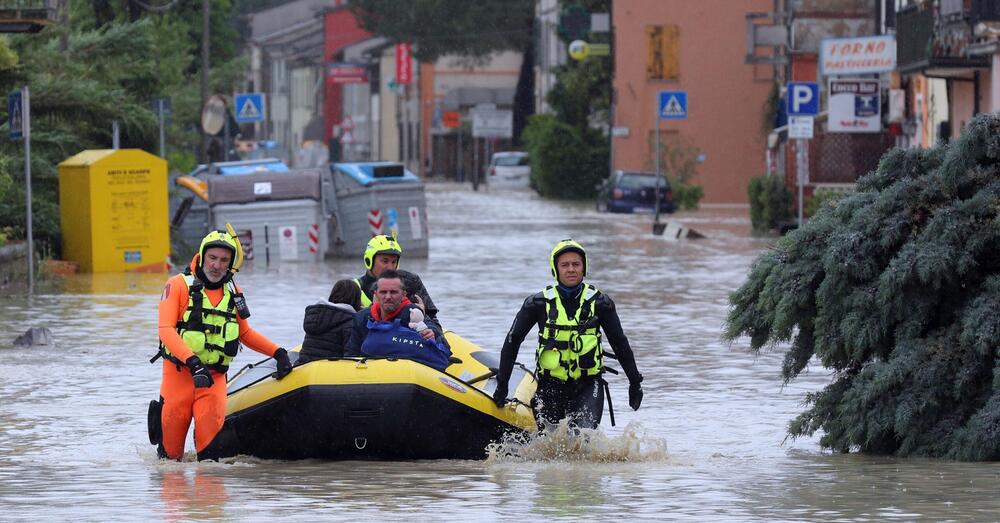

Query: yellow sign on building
[58,149,170,273]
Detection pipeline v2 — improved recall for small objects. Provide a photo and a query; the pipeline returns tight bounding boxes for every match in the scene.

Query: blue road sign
[659,91,688,120]
[786,82,819,116]
[8,90,23,140]
[234,92,266,123]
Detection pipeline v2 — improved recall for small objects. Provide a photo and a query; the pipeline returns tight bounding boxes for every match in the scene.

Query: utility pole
[200,0,210,162]
[401,85,408,170]
[58,0,69,52]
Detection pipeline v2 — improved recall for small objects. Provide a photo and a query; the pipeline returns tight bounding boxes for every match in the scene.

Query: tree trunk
[512,38,535,146]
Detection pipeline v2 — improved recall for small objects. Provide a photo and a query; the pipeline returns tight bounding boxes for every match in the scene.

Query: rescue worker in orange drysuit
[150,229,291,460]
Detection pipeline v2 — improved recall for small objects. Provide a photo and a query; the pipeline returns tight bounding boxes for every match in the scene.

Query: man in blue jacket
[345,270,450,370]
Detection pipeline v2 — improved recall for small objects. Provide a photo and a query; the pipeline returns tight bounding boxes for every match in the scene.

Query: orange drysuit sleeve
[158,275,279,363]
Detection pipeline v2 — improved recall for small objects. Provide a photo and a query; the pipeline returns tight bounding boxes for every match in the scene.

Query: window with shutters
[646,25,679,81]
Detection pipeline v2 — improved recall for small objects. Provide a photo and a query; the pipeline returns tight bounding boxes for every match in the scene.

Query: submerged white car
[486,151,531,189]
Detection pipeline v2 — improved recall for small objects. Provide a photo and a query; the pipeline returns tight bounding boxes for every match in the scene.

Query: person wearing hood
[298,279,363,364]
[492,239,644,431]
[150,229,292,461]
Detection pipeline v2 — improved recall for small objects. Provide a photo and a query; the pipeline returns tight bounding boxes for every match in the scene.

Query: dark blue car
[596,171,675,214]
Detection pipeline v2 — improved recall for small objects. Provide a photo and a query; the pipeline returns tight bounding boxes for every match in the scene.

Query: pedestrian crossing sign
[658,91,687,120]
[234,92,266,123]
[8,90,23,139]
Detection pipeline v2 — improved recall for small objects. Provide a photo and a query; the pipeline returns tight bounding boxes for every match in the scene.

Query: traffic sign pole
[653,90,688,234]
[23,86,32,294]
[786,82,819,228]
[654,99,661,227]
[797,139,807,227]
[158,99,166,159]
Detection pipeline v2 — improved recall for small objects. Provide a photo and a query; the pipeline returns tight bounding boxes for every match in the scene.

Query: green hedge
[523,114,605,199]
[748,175,792,232]
[805,189,846,218]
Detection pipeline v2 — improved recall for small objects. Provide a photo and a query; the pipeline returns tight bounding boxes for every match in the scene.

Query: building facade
[612,0,774,204]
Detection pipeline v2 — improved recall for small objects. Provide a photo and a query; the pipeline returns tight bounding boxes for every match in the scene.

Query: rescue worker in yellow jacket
[492,239,643,430]
[150,229,291,460]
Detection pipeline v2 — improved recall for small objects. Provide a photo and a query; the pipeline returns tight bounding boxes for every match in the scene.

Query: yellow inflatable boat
[200,332,537,460]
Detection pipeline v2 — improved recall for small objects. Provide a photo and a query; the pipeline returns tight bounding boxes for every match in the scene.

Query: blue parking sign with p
[786,82,819,116]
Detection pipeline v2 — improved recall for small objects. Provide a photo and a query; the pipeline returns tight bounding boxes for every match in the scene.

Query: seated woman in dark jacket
[297,279,362,364]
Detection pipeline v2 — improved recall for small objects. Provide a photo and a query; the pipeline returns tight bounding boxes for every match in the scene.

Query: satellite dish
[201,95,227,135]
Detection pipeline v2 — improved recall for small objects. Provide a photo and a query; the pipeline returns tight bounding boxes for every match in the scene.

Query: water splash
[485,421,670,464]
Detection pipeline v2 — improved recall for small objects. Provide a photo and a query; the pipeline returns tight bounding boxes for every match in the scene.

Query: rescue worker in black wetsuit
[355,234,439,321]
[492,239,643,430]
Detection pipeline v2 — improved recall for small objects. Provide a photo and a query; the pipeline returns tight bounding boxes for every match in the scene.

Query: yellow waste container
[59,149,169,273]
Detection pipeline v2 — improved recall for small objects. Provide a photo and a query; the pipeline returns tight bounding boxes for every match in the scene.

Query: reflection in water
[157,467,229,521]
[2,184,1000,519]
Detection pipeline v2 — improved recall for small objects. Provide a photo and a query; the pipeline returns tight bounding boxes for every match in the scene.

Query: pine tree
[724,113,1000,460]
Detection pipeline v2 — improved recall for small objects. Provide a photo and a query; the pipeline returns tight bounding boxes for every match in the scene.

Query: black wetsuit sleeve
[496,295,544,388]
[596,294,643,384]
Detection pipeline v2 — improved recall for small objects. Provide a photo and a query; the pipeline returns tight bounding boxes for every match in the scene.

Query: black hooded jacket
[298,301,357,363]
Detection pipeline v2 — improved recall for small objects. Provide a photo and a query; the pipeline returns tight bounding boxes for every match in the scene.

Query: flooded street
[2,182,999,521]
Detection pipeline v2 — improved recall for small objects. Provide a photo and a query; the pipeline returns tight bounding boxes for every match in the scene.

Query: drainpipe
[992,54,1000,112]
[974,70,981,115]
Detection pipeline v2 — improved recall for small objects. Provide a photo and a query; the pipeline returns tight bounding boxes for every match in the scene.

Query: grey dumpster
[324,162,429,258]
[208,168,326,262]
[169,159,292,255]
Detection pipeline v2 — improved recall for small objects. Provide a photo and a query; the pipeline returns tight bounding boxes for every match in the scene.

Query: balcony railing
[897,4,989,76]
[0,0,57,33]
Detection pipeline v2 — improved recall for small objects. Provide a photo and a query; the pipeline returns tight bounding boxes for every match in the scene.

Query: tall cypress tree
[724,114,1000,460]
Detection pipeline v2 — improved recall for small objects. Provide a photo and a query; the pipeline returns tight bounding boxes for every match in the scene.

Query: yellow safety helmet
[199,229,241,271]
[363,233,403,271]
[550,239,587,279]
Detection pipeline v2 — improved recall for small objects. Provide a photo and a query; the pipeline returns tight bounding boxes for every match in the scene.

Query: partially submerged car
[596,170,675,214]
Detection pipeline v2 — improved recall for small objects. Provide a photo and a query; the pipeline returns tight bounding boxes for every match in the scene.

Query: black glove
[492,385,509,407]
[186,356,214,388]
[628,382,643,411]
[272,348,292,380]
